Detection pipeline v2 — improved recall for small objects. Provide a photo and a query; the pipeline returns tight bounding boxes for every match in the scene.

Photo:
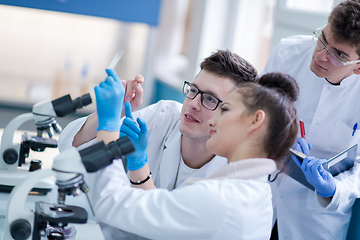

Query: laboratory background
[1,0,359,239]
[0,0,337,130]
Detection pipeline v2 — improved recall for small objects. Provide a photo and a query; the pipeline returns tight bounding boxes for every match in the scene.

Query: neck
[181,135,215,169]
[228,140,268,163]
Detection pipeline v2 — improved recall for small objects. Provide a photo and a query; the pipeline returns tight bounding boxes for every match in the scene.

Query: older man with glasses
[262,0,360,240]
[57,49,257,239]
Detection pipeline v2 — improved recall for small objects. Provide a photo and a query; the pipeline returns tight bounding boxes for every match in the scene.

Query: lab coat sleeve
[58,116,94,152]
[316,162,360,211]
[87,161,230,240]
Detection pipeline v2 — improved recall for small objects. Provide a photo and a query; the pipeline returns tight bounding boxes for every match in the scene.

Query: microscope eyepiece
[80,136,135,173]
[73,93,92,110]
[52,93,92,117]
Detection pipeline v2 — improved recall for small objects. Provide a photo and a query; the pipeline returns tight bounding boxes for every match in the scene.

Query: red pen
[299,120,305,138]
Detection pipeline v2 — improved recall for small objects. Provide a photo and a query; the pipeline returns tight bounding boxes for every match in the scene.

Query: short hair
[236,72,299,163]
[200,50,258,86]
[328,0,360,56]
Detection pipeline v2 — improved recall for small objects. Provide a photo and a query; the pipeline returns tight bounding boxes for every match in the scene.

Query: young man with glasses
[262,0,360,239]
[58,49,257,239]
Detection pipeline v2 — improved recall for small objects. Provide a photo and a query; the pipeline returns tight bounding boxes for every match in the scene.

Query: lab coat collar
[181,158,276,187]
[325,73,358,88]
[208,158,276,180]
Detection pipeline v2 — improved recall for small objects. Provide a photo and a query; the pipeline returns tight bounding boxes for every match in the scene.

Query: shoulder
[263,35,313,75]
[275,35,313,59]
[135,100,182,117]
[133,100,182,132]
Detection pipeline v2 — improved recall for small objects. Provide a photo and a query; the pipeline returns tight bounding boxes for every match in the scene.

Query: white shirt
[86,157,276,240]
[262,35,360,240]
[58,100,228,239]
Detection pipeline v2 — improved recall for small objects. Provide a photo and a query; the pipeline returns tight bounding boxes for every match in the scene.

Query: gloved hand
[291,137,312,165]
[94,69,124,131]
[120,102,148,171]
[300,156,336,197]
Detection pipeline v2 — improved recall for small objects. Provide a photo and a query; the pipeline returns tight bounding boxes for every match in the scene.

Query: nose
[208,113,219,127]
[188,93,202,111]
[316,47,329,62]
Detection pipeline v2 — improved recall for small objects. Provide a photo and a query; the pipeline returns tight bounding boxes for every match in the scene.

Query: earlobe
[354,66,360,75]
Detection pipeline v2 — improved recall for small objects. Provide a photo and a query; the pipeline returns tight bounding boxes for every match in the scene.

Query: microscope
[2,136,134,240]
[0,94,92,194]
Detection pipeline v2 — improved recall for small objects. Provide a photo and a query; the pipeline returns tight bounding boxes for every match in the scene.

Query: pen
[352,123,358,136]
[299,120,305,138]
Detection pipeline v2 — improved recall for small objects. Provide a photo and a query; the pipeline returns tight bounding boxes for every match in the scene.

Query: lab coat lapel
[157,121,182,190]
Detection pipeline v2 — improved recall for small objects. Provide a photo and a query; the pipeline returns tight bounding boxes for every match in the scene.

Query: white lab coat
[262,35,360,240]
[85,157,276,240]
[58,100,228,239]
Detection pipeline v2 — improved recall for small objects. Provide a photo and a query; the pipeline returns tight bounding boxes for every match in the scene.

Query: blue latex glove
[120,102,148,171]
[94,69,124,131]
[290,137,312,165]
[300,156,336,197]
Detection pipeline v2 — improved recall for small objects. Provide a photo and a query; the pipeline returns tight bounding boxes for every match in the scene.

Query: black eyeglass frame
[182,81,223,111]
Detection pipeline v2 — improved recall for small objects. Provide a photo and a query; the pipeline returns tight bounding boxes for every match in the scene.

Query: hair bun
[257,72,299,102]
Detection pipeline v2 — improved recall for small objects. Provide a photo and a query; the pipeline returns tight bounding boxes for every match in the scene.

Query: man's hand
[121,74,144,117]
[301,157,336,197]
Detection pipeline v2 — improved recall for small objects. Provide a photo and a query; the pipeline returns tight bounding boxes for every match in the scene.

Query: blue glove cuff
[127,153,148,171]
[97,119,121,132]
[317,186,336,198]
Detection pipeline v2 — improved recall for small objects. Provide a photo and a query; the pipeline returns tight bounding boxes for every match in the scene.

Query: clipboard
[287,144,358,190]
[322,144,357,176]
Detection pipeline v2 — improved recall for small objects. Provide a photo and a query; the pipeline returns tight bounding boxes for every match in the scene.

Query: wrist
[317,186,336,198]
[130,172,152,185]
[127,153,148,171]
[97,118,120,132]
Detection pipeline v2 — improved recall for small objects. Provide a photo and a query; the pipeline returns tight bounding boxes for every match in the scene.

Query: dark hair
[236,72,299,163]
[200,50,258,86]
[328,0,360,56]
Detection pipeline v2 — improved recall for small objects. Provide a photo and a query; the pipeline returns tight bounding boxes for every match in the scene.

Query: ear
[248,110,266,132]
[354,66,360,75]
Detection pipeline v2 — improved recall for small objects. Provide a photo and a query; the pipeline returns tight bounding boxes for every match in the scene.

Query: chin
[310,63,327,79]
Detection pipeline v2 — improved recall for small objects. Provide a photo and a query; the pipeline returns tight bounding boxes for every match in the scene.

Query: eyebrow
[322,31,350,58]
[192,83,220,98]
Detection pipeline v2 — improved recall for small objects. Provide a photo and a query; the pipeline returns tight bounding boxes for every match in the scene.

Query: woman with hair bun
[89,71,299,240]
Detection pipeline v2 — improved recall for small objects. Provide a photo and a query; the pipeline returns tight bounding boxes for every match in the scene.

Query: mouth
[209,130,216,137]
[184,113,199,123]
[313,59,327,71]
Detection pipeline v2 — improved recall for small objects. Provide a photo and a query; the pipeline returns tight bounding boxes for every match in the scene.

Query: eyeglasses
[182,81,222,111]
[313,27,360,67]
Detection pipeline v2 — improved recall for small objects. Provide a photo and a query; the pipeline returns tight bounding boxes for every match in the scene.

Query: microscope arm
[0,113,33,170]
[3,170,55,240]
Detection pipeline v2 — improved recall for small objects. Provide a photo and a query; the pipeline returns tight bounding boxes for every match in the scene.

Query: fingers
[137,118,148,134]
[120,117,140,140]
[124,102,134,120]
[121,124,139,140]
[123,75,144,104]
[134,74,144,84]
[132,79,144,107]
[298,138,310,155]
[302,157,326,179]
[106,69,121,82]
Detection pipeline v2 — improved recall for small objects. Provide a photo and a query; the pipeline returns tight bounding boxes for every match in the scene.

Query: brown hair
[236,72,299,163]
[200,50,258,86]
[328,0,360,56]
